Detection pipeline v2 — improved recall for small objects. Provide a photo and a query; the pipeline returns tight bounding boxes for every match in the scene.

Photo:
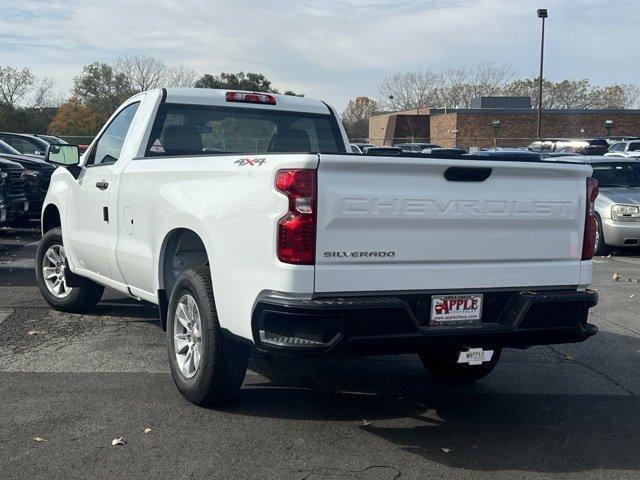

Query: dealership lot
[1,227,639,480]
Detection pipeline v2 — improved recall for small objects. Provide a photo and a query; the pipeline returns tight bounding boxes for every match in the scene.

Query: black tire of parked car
[594,214,610,256]
[419,347,502,384]
[167,266,249,406]
[35,228,104,313]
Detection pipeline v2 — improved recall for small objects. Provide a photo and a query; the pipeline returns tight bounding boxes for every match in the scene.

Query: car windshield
[591,162,640,187]
[146,104,345,156]
[0,139,21,155]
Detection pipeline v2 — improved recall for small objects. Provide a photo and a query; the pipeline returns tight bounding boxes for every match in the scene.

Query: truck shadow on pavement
[232,330,640,474]
[227,383,640,474]
[227,387,639,473]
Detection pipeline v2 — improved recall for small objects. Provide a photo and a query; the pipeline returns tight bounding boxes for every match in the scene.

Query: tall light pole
[536,8,548,140]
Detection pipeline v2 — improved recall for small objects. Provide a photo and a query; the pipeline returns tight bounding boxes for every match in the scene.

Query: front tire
[35,228,104,312]
[419,347,502,384]
[167,266,249,406]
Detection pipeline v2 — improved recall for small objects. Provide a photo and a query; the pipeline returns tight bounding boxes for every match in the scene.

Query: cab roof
[161,88,332,115]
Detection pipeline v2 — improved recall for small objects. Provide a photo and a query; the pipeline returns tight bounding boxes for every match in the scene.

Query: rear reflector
[275,169,316,264]
[226,91,276,105]
[582,177,599,260]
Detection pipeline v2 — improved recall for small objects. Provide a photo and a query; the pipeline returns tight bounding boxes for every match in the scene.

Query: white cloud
[0,0,638,111]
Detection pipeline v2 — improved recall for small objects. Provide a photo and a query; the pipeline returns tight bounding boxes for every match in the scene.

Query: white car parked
[37,88,599,406]
[605,140,640,158]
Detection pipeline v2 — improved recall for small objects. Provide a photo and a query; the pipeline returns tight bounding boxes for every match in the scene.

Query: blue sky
[1,0,638,111]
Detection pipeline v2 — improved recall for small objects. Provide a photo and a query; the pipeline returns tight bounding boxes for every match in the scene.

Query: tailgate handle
[444,167,492,182]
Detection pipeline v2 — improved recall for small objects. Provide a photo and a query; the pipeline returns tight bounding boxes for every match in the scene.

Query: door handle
[444,167,492,182]
[96,181,109,190]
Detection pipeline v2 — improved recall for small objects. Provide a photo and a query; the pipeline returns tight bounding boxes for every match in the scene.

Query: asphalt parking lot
[1,227,639,480]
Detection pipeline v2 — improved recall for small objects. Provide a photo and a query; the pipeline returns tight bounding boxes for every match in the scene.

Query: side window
[610,143,623,152]
[10,137,38,154]
[628,142,640,152]
[86,102,140,166]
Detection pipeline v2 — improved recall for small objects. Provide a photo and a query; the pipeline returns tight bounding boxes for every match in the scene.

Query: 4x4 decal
[235,158,266,166]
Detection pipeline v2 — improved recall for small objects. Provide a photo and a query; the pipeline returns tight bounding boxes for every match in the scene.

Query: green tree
[73,62,133,117]
[194,72,277,92]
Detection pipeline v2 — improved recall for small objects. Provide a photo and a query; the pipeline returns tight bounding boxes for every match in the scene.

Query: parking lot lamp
[604,120,614,137]
[491,120,501,148]
[536,8,548,139]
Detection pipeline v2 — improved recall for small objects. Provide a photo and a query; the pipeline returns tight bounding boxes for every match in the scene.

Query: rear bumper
[251,289,598,355]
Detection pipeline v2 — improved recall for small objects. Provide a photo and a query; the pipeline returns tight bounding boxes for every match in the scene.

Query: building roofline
[372,108,640,116]
[430,108,640,115]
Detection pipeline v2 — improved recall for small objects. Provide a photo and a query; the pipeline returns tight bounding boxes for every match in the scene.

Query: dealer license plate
[430,294,483,326]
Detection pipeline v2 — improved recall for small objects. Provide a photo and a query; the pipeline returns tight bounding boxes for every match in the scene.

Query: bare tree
[115,55,198,90]
[378,70,441,110]
[0,66,35,107]
[621,84,640,108]
[165,65,197,87]
[114,54,166,91]
[0,66,57,110]
[378,63,515,110]
[503,78,640,110]
[30,77,58,108]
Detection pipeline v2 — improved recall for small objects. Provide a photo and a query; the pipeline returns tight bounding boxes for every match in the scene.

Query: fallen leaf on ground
[144,427,152,434]
[111,437,126,446]
[613,273,621,281]
[564,355,575,362]
[27,330,41,336]
[441,448,452,453]
[631,294,636,298]
[33,437,46,443]
[361,420,371,426]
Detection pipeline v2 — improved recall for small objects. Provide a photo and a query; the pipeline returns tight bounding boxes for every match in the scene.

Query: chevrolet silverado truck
[36,88,599,406]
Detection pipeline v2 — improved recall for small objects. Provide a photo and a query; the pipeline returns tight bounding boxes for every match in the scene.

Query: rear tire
[594,215,610,256]
[167,266,249,406]
[35,228,104,313]
[419,347,502,384]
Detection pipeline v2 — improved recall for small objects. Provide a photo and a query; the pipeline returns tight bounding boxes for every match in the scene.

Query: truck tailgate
[314,154,591,293]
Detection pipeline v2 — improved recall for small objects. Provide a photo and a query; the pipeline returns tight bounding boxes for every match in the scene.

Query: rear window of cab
[145,104,345,157]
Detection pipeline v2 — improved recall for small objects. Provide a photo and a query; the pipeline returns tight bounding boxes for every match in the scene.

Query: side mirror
[45,144,80,167]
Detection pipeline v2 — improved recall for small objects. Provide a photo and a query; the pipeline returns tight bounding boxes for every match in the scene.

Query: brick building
[368,98,640,150]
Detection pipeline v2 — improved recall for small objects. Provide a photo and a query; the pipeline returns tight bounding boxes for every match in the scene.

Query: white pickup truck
[37,88,599,406]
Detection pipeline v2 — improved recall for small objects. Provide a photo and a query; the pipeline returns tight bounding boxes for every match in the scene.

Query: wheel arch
[157,227,211,329]
[41,203,61,235]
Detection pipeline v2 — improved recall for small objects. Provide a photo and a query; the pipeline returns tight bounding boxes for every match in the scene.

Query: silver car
[585,156,640,254]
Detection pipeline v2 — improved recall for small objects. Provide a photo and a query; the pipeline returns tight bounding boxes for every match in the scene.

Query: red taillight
[275,169,316,264]
[226,91,276,105]
[582,177,599,260]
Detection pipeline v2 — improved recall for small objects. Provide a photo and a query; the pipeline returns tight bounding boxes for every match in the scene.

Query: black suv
[0,158,28,225]
[0,139,55,219]
[0,132,51,156]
